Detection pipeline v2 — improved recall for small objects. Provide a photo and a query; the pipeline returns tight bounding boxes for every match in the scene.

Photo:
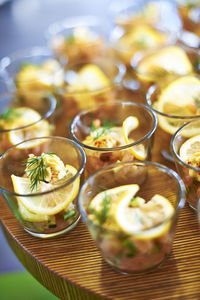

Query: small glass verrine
[57,58,126,137]
[171,119,200,210]
[146,74,200,161]
[0,47,64,105]
[131,44,200,95]
[46,15,110,65]
[70,101,157,179]
[78,160,185,274]
[0,91,56,153]
[0,136,86,238]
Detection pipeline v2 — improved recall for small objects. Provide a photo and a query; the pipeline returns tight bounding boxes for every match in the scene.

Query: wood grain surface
[0,90,200,300]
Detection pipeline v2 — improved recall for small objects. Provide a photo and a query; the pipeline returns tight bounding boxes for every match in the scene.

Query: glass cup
[0,136,86,238]
[171,119,200,210]
[0,46,64,106]
[56,58,126,137]
[131,44,200,95]
[78,160,185,274]
[46,15,111,65]
[70,101,157,179]
[0,91,56,154]
[146,74,200,162]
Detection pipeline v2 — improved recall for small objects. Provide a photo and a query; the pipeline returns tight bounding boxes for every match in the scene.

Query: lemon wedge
[179,134,200,163]
[122,116,146,160]
[11,164,80,216]
[16,60,63,89]
[90,184,140,213]
[68,64,110,92]
[136,46,193,82]
[67,64,110,109]
[156,75,200,135]
[17,199,51,222]
[115,193,174,240]
[6,107,50,148]
[119,24,168,50]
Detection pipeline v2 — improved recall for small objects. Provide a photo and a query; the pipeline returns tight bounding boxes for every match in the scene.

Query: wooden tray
[0,92,200,300]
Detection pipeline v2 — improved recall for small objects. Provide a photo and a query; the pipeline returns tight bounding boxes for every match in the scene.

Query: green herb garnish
[19,62,37,70]
[0,107,21,122]
[91,119,119,142]
[89,193,111,225]
[24,152,56,191]
[63,209,76,221]
[65,35,75,44]
[122,239,136,258]
[193,57,200,72]
[194,96,200,110]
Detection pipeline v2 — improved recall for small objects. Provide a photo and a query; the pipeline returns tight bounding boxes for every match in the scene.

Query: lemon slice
[119,24,167,50]
[122,116,146,160]
[136,46,193,82]
[17,60,62,88]
[11,164,80,215]
[7,107,50,148]
[179,134,200,162]
[89,184,139,214]
[115,193,174,239]
[68,64,110,92]
[17,199,51,222]
[156,75,200,135]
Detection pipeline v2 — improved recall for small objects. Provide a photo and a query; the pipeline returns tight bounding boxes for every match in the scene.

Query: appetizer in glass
[131,44,200,89]
[0,47,64,104]
[171,119,200,210]
[110,24,176,67]
[79,160,185,273]
[57,59,125,137]
[46,16,108,65]
[70,101,157,178]
[0,136,86,238]
[146,74,200,160]
[0,92,56,153]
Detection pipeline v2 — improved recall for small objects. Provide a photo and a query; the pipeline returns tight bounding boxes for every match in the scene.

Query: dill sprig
[24,152,56,191]
[194,96,200,110]
[89,193,111,225]
[91,119,119,142]
[0,107,21,122]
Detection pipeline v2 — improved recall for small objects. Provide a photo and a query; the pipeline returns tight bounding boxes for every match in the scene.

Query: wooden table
[0,119,200,300]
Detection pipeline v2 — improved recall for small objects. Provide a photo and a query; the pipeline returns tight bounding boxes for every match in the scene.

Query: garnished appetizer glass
[46,15,109,65]
[171,118,200,210]
[0,47,64,105]
[110,0,163,31]
[70,101,157,179]
[57,58,125,137]
[0,91,56,153]
[131,44,200,94]
[78,160,185,274]
[0,136,86,238]
[146,74,200,161]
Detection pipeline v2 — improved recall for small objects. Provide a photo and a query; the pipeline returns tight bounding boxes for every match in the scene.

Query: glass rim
[0,136,86,197]
[146,82,200,119]
[45,15,110,40]
[70,101,157,152]
[59,60,126,95]
[78,160,186,234]
[0,46,54,73]
[0,92,57,133]
[170,119,200,172]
